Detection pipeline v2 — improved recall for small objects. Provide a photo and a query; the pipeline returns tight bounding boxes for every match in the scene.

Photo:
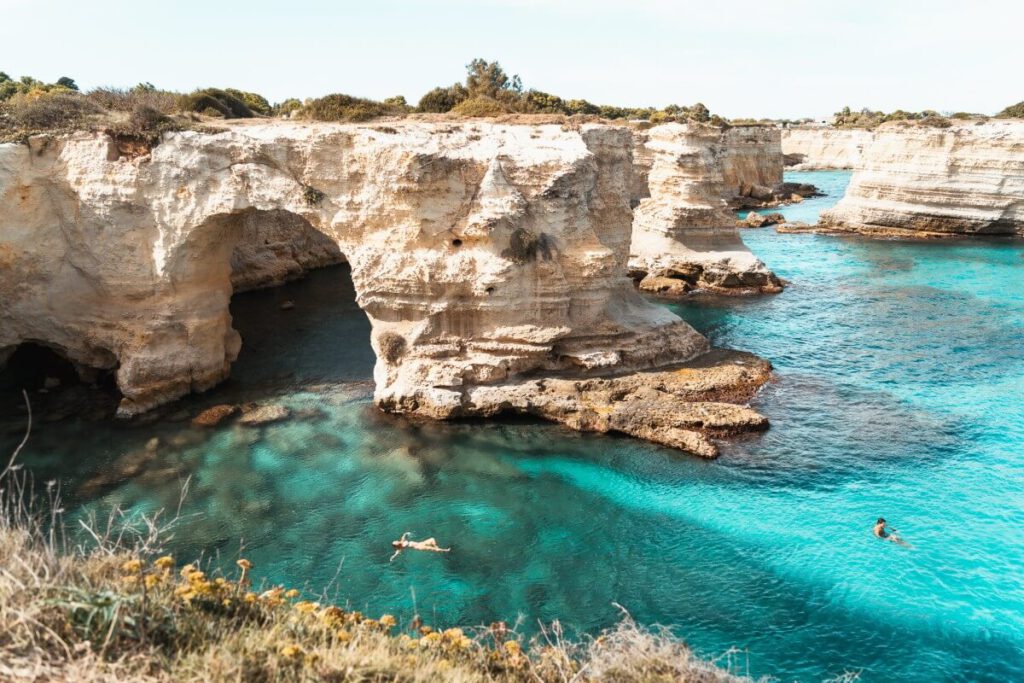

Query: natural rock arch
[0,122,772,455]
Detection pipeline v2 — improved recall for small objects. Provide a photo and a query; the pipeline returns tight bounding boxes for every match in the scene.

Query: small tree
[56,76,78,91]
[465,59,520,99]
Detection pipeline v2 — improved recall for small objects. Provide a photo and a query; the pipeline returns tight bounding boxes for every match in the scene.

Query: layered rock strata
[720,126,783,198]
[0,121,771,456]
[817,121,1024,237]
[781,126,874,170]
[628,123,783,296]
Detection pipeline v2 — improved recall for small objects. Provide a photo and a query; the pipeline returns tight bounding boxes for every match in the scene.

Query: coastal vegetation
[830,106,972,129]
[0,60,726,143]
[997,101,1024,118]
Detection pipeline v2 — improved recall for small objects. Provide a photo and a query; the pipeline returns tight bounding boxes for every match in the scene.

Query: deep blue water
[5,171,1024,681]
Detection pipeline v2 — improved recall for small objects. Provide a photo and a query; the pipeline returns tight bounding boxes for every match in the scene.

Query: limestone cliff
[720,126,783,198]
[781,126,874,169]
[0,121,771,456]
[819,121,1024,237]
[628,124,783,296]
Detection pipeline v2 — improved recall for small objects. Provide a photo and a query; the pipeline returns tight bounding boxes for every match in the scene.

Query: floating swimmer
[873,517,910,547]
[390,532,451,562]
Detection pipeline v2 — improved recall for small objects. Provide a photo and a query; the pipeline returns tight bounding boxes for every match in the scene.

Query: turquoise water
[738,169,854,224]
[4,170,1024,681]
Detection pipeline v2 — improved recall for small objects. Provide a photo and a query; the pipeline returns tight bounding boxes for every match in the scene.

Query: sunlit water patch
[5,171,1024,681]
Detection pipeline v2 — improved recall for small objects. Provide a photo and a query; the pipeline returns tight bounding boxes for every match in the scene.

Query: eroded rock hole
[0,343,81,391]
[452,238,463,247]
[0,342,121,421]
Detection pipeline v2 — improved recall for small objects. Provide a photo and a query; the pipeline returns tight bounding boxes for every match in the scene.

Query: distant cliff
[820,120,1024,237]
[629,124,783,296]
[781,127,874,170]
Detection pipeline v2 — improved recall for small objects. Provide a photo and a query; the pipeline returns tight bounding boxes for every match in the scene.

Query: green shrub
[997,101,1024,118]
[274,98,303,117]
[225,88,271,115]
[417,83,468,113]
[301,93,402,122]
[919,115,952,128]
[522,89,565,114]
[450,96,507,117]
[8,92,103,129]
[181,88,255,118]
[86,86,178,114]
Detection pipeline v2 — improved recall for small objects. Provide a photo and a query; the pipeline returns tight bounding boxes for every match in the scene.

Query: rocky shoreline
[0,121,773,456]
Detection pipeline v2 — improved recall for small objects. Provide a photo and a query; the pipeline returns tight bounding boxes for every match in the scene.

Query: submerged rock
[238,404,291,426]
[191,404,239,427]
[742,212,786,228]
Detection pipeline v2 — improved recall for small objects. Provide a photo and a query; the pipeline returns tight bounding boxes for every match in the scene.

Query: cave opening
[0,343,81,392]
[222,210,376,393]
[0,342,121,422]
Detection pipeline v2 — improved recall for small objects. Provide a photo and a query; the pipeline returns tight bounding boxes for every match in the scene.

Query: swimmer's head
[392,540,403,548]
[876,518,886,525]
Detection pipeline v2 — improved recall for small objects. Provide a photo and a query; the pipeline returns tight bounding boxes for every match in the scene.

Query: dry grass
[0,393,757,682]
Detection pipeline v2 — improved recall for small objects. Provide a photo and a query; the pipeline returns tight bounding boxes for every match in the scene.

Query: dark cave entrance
[0,343,81,392]
[220,210,376,394]
[0,342,121,422]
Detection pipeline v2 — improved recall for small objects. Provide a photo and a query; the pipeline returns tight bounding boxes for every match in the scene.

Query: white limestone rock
[820,121,1024,237]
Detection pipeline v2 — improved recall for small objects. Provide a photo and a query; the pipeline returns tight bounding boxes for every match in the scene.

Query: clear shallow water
[738,169,854,224]
[4,170,1024,681]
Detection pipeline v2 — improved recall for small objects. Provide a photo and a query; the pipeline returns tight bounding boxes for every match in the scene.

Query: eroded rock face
[819,121,1024,237]
[0,121,771,455]
[629,124,783,296]
[720,126,783,198]
[781,126,874,170]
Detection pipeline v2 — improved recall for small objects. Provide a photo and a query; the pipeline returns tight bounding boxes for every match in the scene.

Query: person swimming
[873,518,910,546]
[390,532,451,562]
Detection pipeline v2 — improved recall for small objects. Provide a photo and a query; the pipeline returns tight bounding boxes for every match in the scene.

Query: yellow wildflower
[187,570,206,584]
[236,558,252,571]
[120,558,143,574]
[418,625,433,635]
[379,614,396,629]
[320,606,345,627]
[154,555,174,571]
[404,638,419,650]
[179,564,196,578]
[285,588,300,599]
[279,644,304,659]
[504,640,522,655]
[422,632,442,646]
[457,636,472,650]
[144,574,161,589]
[442,627,463,641]
[335,629,351,643]
[214,577,227,587]
[294,600,319,614]
[222,598,232,608]
[244,592,257,603]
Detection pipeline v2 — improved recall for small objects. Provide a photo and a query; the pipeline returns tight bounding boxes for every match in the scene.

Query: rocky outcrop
[628,123,783,296]
[720,126,783,198]
[781,126,874,169]
[819,121,1024,237]
[0,121,772,456]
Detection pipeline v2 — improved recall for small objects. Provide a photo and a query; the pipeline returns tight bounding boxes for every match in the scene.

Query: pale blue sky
[2,0,1020,119]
